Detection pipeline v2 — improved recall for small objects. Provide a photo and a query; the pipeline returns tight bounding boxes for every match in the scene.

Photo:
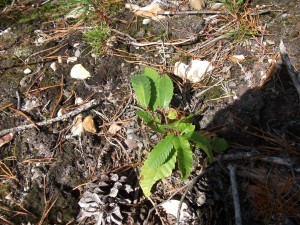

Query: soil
[0,0,299,224]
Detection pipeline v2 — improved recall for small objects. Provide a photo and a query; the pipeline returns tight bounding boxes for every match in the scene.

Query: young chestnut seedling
[131,67,228,197]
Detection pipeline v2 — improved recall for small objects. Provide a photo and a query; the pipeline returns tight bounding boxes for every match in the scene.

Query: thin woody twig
[227,164,242,225]
[156,9,270,16]
[157,10,227,15]
[51,74,64,118]
[111,28,199,47]
[0,99,101,137]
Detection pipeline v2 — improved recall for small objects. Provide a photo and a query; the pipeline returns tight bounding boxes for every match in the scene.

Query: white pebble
[23,68,32,74]
[70,64,91,80]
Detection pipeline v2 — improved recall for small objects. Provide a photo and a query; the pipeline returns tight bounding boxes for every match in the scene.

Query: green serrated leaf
[135,110,153,123]
[212,138,229,153]
[131,75,151,108]
[178,123,195,136]
[173,136,193,180]
[187,132,213,161]
[144,67,160,110]
[140,149,177,197]
[143,133,175,170]
[158,74,173,109]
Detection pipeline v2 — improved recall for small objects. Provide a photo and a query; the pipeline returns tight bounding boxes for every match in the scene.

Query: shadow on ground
[188,62,300,225]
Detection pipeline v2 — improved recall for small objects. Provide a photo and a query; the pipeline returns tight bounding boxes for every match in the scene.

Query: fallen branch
[214,150,294,167]
[279,40,300,97]
[0,99,101,137]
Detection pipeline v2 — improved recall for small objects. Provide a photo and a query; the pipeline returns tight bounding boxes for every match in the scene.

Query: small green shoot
[83,23,110,56]
[131,67,229,197]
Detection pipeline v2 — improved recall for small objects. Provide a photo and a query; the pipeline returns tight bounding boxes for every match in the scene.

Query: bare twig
[112,28,199,47]
[157,10,227,15]
[227,164,242,225]
[51,74,64,118]
[188,34,228,53]
[0,99,101,136]
[279,40,300,97]
[156,9,270,16]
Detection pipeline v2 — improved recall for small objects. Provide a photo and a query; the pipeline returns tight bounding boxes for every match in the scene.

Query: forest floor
[0,0,300,224]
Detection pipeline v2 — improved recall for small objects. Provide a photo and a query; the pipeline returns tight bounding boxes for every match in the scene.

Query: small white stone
[142,19,151,25]
[75,97,83,105]
[58,56,62,64]
[73,43,80,48]
[23,68,32,74]
[211,3,223,10]
[74,49,81,57]
[67,56,78,63]
[50,62,58,71]
[70,64,91,80]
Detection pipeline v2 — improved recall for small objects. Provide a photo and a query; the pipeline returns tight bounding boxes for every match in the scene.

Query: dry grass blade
[37,176,58,225]
[9,107,39,130]
[0,161,18,181]
[246,169,300,224]
[22,158,57,164]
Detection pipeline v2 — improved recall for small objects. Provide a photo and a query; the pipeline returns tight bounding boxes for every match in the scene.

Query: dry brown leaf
[0,133,15,148]
[230,54,245,62]
[124,139,138,150]
[82,115,97,134]
[108,123,122,135]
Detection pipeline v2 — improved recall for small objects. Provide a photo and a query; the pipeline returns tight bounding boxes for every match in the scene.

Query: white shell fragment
[50,62,58,71]
[161,200,192,222]
[174,60,213,83]
[67,57,78,63]
[70,64,91,80]
[23,68,32,74]
[71,115,84,137]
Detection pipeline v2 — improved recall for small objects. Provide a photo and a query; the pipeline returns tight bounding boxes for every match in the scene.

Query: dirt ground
[0,0,299,224]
